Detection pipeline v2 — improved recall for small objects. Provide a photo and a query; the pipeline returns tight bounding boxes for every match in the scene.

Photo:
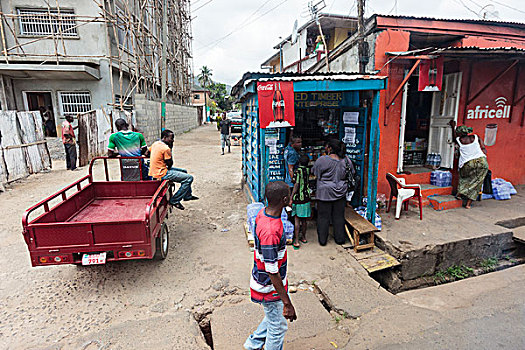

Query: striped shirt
[250,209,288,303]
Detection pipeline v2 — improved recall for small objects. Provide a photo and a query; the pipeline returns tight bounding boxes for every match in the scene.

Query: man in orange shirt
[149,129,198,210]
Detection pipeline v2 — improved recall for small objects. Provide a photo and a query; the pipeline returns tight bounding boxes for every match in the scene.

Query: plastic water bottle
[435,154,442,168]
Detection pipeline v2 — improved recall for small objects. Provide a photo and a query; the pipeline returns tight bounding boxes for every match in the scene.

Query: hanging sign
[419,57,444,92]
[257,81,295,129]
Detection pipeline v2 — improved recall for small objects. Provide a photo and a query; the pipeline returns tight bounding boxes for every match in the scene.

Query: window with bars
[17,8,78,37]
[58,92,92,116]
[116,6,134,53]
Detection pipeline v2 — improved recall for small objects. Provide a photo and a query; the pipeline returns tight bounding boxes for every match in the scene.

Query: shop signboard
[257,81,295,129]
[419,57,444,92]
[294,92,344,108]
[265,128,287,182]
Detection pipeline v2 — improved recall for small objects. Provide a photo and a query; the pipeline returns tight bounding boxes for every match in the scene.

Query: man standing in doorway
[108,118,148,181]
[148,129,198,210]
[219,114,231,155]
[62,115,77,171]
[284,135,302,189]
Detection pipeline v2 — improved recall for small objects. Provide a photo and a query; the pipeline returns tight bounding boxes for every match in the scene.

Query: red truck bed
[22,157,171,267]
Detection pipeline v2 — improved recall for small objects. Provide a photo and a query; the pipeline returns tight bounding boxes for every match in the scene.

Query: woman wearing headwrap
[449,120,488,209]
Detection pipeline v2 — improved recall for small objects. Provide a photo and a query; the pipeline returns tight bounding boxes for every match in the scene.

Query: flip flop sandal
[171,202,185,210]
[300,239,308,244]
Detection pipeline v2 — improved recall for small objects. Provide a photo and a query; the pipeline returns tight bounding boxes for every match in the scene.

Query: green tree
[209,82,232,111]
[197,66,213,120]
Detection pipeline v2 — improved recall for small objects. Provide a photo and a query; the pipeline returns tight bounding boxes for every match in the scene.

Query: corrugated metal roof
[231,71,386,98]
[256,74,386,82]
[386,46,525,57]
[374,14,525,29]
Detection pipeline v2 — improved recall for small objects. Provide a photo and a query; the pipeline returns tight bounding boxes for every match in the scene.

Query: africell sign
[466,96,511,120]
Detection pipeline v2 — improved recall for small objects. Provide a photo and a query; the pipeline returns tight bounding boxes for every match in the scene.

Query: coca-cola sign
[257,83,274,91]
[257,81,295,129]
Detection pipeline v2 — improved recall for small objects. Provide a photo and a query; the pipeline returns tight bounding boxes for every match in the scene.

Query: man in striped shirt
[244,181,297,350]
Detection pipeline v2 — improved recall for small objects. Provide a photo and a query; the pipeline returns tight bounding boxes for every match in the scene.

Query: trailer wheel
[155,222,169,260]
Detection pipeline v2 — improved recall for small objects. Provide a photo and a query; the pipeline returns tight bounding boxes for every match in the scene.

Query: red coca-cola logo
[257,83,274,91]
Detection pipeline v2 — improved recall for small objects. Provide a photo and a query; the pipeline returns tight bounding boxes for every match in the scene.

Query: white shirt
[457,134,486,168]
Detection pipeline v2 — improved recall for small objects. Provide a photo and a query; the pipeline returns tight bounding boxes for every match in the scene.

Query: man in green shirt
[108,118,148,181]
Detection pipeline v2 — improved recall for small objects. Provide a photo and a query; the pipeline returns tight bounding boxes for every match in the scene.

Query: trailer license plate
[82,252,106,265]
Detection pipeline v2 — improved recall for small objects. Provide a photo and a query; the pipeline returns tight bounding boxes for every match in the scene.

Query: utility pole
[357,0,366,74]
[161,0,168,130]
[315,15,330,72]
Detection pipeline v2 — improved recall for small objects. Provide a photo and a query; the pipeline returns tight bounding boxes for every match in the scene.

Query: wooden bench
[344,207,379,252]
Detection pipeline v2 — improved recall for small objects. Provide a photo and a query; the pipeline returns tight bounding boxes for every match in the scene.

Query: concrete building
[262,14,358,73]
[191,87,210,124]
[0,0,193,135]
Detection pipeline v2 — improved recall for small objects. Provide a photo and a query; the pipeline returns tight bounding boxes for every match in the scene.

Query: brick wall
[134,94,199,144]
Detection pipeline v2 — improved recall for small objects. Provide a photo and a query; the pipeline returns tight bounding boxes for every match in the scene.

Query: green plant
[480,257,498,272]
[446,265,474,280]
[434,264,474,284]
[334,315,342,323]
[434,270,447,283]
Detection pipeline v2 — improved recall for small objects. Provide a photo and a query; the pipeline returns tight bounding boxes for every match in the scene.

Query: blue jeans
[162,167,193,205]
[244,300,288,350]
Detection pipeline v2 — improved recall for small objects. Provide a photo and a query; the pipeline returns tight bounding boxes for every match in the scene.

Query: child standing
[291,154,311,249]
[244,181,297,350]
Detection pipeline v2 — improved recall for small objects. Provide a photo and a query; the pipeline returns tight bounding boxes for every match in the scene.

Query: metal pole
[161,0,168,131]
[279,44,283,72]
[357,0,366,74]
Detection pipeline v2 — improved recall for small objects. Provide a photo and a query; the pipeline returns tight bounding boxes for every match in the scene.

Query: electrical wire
[195,0,290,52]
[488,0,525,15]
[192,0,214,13]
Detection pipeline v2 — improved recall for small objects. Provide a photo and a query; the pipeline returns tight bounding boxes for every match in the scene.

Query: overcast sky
[191,0,524,85]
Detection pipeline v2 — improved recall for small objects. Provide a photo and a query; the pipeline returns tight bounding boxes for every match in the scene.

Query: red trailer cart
[22,157,172,267]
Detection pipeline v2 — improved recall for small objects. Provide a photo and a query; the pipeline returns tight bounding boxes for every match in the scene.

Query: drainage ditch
[371,227,525,294]
[193,310,214,349]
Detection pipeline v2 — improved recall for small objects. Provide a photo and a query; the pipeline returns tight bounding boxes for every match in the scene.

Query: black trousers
[317,197,346,246]
[64,143,77,170]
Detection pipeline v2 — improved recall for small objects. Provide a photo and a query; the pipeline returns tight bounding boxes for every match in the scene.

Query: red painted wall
[457,61,525,185]
[371,24,525,195]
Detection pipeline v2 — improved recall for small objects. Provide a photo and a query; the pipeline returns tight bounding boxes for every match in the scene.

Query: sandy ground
[1,124,524,350]
[0,124,354,349]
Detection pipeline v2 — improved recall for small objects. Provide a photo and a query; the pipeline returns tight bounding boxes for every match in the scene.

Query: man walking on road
[244,181,297,350]
[148,129,198,210]
[107,118,148,181]
[61,115,77,171]
[219,114,231,155]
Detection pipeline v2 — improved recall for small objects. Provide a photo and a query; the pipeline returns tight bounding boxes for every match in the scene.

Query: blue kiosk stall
[231,72,387,224]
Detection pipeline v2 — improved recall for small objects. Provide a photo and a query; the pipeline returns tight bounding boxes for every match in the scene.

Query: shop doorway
[428,72,462,169]
[397,72,462,172]
[24,91,57,137]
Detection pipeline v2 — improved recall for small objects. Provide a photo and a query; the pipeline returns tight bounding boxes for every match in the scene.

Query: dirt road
[1,124,524,350]
[1,124,357,349]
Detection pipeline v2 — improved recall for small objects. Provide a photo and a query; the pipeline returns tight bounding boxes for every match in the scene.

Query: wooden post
[357,0,366,74]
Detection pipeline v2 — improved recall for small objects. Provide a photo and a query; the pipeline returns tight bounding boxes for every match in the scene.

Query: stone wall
[134,94,199,143]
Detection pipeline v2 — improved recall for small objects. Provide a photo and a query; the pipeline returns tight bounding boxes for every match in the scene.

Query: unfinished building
[0,0,194,137]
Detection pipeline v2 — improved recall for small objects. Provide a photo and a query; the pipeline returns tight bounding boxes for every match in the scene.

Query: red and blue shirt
[250,209,288,303]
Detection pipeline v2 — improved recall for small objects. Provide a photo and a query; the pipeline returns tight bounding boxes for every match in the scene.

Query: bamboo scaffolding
[0,0,192,104]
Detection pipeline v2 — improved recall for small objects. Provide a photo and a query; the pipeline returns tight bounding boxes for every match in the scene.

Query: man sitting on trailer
[148,129,198,210]
[108,118,148,181]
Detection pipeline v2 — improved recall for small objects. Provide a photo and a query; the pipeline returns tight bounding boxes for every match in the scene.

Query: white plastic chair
[386,173,423,220]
